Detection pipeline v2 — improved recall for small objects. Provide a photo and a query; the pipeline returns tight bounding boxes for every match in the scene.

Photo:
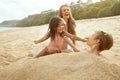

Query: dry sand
[0,16,120,80]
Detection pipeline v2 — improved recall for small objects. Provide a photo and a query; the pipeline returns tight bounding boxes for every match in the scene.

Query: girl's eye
[61,23,65,26]
[67,9,69,11]
[59,24,64,27]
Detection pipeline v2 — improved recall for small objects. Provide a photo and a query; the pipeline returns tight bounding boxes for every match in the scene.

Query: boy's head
[87,31,113,52]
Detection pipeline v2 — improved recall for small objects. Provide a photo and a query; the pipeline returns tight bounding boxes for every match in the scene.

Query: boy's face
[56,21,65,33]
[87,32,99,47]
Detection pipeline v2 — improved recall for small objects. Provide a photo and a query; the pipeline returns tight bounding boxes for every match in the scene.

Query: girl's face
[56,21,65,34]
[61,6,70,19]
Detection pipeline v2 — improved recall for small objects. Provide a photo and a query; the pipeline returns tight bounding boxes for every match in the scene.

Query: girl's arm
[34,32,50,44]
[63,31,85,42]
[63,36,80,52]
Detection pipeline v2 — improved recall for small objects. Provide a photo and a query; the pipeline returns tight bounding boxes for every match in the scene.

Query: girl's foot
[28,53,34,57]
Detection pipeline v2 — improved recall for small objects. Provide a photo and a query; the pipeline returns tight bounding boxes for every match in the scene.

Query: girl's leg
[35,47,48,58]
[47,47,61,54]
[61,49,72,53]
[35,47,61,58]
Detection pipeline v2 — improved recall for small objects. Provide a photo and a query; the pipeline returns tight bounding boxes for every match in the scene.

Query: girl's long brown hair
[48,16,63,40]
[58,4,76,44]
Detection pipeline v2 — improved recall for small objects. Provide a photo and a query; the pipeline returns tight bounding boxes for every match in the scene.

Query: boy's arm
[64,36,80,52]
[34,32,50,44]
[63,31,85,42]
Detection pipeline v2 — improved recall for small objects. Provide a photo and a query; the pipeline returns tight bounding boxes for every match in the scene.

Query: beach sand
[0,16,120,80]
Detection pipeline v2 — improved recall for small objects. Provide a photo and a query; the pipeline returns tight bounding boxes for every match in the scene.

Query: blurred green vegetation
[16,0,120,27]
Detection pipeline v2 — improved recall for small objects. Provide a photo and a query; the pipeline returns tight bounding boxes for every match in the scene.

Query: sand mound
[0,52,120,80]
[0,16,120,80]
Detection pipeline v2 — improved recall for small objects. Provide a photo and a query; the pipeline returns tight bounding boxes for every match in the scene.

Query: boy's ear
[95,39,100,44]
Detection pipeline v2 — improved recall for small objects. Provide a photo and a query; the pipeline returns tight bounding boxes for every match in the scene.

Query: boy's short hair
[96,31,113,51]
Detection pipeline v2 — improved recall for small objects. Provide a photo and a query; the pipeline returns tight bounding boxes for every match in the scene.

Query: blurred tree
[98,7,113,17]
[16,0,120,27]
[111,1,120,15]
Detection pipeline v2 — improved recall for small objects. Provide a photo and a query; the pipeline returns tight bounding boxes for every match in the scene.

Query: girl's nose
[62,25,64,28]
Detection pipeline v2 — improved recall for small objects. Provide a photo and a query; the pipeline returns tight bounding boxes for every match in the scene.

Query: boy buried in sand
[63,31,113,55]
[29,16,85,58]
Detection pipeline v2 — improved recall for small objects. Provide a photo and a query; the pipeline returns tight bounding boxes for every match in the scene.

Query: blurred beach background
[0,0,120,80]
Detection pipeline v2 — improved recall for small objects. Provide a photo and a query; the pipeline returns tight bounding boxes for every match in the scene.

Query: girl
[33,16,79,58]
[34,4,77,52]
[58,4,76,44]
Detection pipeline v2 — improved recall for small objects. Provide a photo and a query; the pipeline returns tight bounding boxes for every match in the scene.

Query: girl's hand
[34,40,38,44]
[74,48,80,52]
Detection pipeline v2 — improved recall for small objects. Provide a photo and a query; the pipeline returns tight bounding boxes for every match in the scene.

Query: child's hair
[95,31,113,51]
[48,16,63,40]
